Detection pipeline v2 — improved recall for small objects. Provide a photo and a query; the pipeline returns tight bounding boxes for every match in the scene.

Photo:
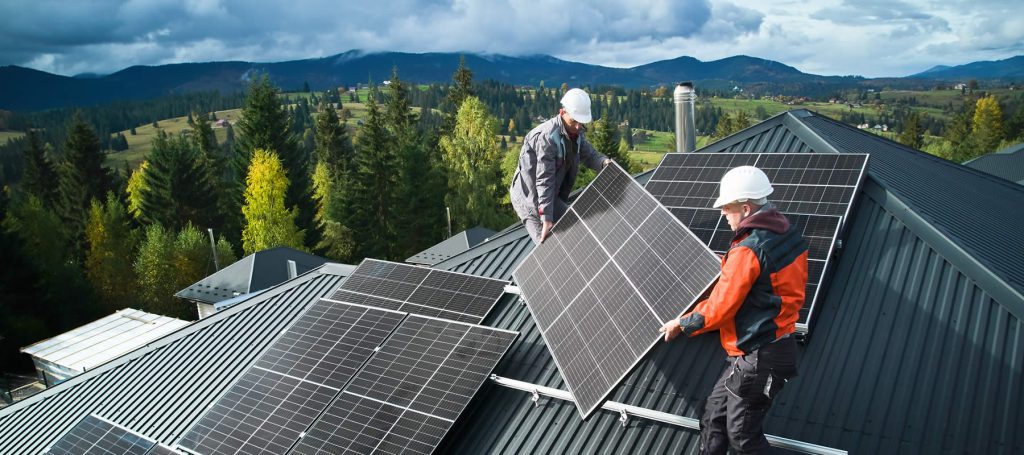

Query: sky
[0,0,1021,78]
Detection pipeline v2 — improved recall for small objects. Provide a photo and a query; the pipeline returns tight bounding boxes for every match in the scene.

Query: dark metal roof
[406,226,497,265]
[0,264,347,453]
[963,142,1024,184]
[174,246,329,304]
[434,110,1024,454]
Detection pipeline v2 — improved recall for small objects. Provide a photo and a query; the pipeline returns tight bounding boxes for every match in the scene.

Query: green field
[0,131,26,144]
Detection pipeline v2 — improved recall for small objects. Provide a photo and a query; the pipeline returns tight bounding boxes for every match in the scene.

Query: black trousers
[699,337,797,455]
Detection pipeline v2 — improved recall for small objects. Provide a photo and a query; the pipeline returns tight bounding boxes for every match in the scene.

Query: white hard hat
[713,165,774,208]
[560,88,592,124]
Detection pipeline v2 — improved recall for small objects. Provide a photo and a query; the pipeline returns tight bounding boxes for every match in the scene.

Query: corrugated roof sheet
[434,110,1024,454]
[963,142,1024,184]
[20,309,189,374]
[0,264,346,453]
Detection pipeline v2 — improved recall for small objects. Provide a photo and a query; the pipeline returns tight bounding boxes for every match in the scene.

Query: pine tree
[234,75,314,240]
[972,95,1004,154]
[190,111,218,160]
[137,131,220,230]
[20,129,58,207]
[439,97,511,231]
[442,56,475,134]
[55,113,113,251]
[312,161,355,260]
[385,69,447,256]
[348,86,398,260]
[588,117,636,171]
[85,193,138,312]
[898,111,925,150]
[314,104,354,176]
[241,149,305,255]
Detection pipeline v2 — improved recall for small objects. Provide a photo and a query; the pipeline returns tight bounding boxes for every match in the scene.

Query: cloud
[0,0,1020,78]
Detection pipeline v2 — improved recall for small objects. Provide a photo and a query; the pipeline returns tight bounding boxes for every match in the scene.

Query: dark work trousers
[699,336,798,455]
[522,197,569,245]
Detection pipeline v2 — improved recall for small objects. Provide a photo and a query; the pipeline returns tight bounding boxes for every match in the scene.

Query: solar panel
[178,301,405,455]
[46,414,155,455]
[646,153,869,331]
[292,315,518,454]
[512,162,722,419]
[147,444,181,454]
[328,259,508,324]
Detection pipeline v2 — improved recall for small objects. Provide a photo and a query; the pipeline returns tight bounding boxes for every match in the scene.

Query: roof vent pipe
[287,260,297,279]
[674,82,696,153]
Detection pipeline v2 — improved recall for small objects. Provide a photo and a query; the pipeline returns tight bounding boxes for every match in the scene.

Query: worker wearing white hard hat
[660,165,808,454]
[509,88,611,244]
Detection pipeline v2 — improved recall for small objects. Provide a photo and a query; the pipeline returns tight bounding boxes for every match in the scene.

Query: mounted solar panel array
[45,414,159,455]
[178,297,516,455]
[292,316,517,454]
[645,153,869,332]
[178,302,406,455]
[513,162,721,419]
[330,259,509,324]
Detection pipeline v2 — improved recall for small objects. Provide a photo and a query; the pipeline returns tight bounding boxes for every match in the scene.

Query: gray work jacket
[510,115,607,222]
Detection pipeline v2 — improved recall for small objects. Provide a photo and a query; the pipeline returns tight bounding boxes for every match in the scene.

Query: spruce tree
[137,131,220,230]
[314,105,354,176]
[20,129,58,207]
[349,86,398,260]
[234,75,314,241]
[898,111,925,150]
[442,55,474,134]
[55,113,113,251]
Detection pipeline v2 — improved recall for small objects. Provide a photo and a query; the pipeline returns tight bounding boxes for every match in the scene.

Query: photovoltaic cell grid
[331,259,509,324]
[645,153,869,330]
[512,162,721,419]
[45,414,155,455]
[178,302,405,455]
[292,315,518,454]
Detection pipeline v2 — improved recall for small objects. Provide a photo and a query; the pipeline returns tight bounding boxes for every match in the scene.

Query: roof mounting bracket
[504,284,521,295]
[618,408,629,427]
[531,388,541,407]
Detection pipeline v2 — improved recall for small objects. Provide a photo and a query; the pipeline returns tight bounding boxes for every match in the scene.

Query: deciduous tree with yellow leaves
[241,148,305,255]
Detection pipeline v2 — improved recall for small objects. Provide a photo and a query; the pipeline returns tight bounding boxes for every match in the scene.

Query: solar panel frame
[646,152,869,332]
[512,162,722,419]
[330,259,509,324]
[177,301,406,455]
[290,314,518,455]
[45,414,156,455]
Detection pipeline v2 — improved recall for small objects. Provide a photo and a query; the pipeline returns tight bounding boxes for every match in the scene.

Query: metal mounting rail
[489,375,846,455]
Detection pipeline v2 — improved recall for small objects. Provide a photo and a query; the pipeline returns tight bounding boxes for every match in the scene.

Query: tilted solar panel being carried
[512,162,721,419]
[178,301,405,455]
[45,414,156,455]
[292,315,518,454]
[330,259,508,324]
[644,153,869,332]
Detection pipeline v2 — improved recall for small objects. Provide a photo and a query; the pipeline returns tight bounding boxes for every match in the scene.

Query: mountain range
[1,50,1021,112]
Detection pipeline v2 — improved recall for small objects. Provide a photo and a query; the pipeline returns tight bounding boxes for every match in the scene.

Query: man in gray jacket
[510,88,610,244]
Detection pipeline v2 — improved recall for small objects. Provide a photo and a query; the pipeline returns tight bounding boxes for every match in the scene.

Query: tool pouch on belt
[725,338,797,401]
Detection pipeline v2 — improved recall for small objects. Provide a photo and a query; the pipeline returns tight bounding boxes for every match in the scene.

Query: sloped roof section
[963,142,1024,184]
[434,109,1024,454]
[20,309,188,375]
[174,246,329,304]
[0,264,347,453]
[406,226,497,265]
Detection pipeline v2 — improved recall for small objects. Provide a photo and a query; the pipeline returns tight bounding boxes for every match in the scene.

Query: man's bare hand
[603,158,612,168]
[659,319,682,342]
[539,220,554,243]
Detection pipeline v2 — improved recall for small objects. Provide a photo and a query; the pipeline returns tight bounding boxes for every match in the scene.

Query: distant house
[214,119,228,127]
[174,246,334,318]
[954,83,968,90]
[20,309,188,387]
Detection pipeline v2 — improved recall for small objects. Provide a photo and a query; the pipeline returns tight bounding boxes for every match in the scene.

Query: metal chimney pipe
[674,82,696,153]
[287,260,298,279]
